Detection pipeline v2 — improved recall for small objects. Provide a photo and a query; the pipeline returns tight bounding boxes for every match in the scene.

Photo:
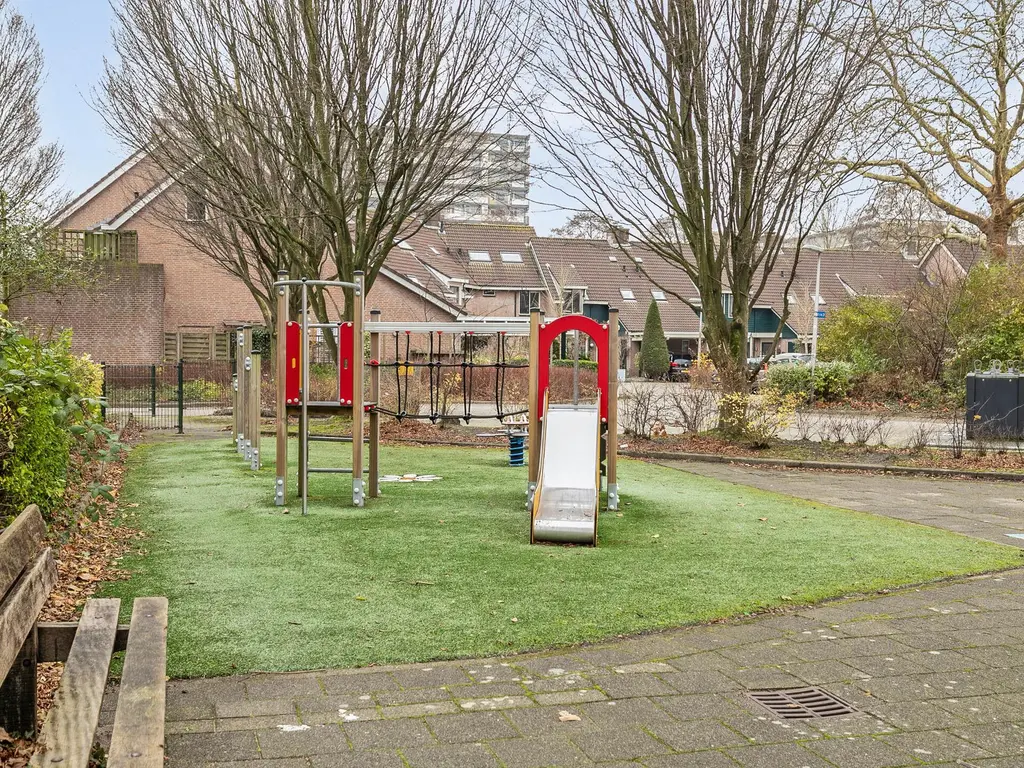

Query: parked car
[670,354,693,381]
[769,352,812,366]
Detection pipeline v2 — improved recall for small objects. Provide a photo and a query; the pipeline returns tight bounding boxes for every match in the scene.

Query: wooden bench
[0,504,167,767]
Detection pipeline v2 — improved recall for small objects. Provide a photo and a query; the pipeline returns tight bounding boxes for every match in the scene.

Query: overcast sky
[15,0,569,234]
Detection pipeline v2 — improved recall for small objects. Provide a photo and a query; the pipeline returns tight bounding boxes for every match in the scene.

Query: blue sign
[815,310,826,319]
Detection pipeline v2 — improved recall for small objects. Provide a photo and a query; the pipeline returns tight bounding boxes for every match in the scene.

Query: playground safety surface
[100,468,1024,767]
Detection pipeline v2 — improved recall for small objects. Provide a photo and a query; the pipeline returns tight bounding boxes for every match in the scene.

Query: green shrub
[552,358,598,371]
[763,364,812,397]
[763,361,854,402]
[639,300,670,379]
[182,378,224,401]
[0,320,119,523]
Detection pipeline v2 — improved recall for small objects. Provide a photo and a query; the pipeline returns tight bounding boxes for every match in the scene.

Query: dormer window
[468,250,490,262]
[651,290,666,301]
[500,251,523,263]
[620,289,635,301]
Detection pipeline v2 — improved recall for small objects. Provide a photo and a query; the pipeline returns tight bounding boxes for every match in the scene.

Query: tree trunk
[985,199,1013,261]
[704,315,752,436]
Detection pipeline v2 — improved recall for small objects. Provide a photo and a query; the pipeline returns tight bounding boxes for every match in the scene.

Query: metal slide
[531,394,602,545]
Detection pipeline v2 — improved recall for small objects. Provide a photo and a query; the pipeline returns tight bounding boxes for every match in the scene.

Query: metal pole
[301,281,309,516]
[351,272,365,508]
[100,363,107,422]
[527,309,541,506]
[573,329,580,406]
[150,364,157,417]
[369,309,381,499]
[809,251,822,407]
[275,270,289,505]
[607,309,619,510]
[177,359,184,434]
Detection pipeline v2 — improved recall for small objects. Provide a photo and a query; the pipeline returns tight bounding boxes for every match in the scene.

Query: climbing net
[371,330,529,423]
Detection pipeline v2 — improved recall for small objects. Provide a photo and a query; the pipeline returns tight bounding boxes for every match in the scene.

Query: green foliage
[952,305,1024,375]
[763,361,854,402]
[0,318,121,522]
[818,296,901,372]
[251,326,272,357]
[552,358,598,371]
[181,378,224,401]
[639,300,670,379]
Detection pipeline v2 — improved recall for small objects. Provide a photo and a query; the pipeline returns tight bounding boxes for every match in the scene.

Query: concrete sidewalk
[101,466,1024,767]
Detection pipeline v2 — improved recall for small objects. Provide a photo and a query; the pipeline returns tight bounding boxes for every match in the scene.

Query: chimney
[607,225,630,248]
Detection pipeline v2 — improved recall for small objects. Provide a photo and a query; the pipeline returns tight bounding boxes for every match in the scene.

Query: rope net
[371,330,530,423]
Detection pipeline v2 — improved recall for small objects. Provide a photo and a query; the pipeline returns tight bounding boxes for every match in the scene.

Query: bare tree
[531,0,876,427]
[851,0,1024,261]
[0,0,68,312]
[102,0,534,327]
[847,181,949,258]
[551,211,614,238]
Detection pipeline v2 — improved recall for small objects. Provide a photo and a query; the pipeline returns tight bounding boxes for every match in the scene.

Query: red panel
[339,322,355,405]
[285,321,301,405]
[537,314,610,422]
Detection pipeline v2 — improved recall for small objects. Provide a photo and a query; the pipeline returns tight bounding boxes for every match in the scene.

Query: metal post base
[244,439,252,463]
[237,434,244,454]
[526,481,537,510]
[352,478,365,508]
[251,448,260,471]
[607,483,619,511]
[275,477,285,506]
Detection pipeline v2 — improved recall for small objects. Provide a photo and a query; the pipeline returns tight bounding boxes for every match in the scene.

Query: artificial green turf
[103,439,1023,677]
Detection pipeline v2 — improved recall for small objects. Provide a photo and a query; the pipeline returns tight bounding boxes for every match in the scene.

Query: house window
[620,288,635,301]
[468,250,491,262]
[562,289,583,314]
[518,290,540,315]
[722,293,733,318]
[651,289,666,301]
[500,251,523,263]
[185,192,207,222]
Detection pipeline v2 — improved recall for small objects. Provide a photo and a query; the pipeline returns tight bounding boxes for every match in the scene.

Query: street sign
[815,310,826,319]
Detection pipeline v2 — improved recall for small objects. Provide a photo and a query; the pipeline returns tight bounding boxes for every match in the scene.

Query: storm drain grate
[747,687,856,719]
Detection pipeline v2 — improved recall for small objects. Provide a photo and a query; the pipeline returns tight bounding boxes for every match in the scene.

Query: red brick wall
[9,263,165,364]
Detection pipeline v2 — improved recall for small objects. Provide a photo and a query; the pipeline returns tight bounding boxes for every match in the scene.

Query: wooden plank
[36,623,131,663]
[0,549,56,680]
[107,598,168,768]
[0,505,46,599]
[30,599,120,768]
[0,626,38,737]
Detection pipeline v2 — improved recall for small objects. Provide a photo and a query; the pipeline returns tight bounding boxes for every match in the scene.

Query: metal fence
[101,360,237,431]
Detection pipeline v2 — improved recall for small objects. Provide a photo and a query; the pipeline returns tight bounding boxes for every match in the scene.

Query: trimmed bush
[0,320,113,523]
[639,300,670,379]
[763,360,855,402]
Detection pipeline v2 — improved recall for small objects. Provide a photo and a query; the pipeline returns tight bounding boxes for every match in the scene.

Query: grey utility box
[966,365,1024,438]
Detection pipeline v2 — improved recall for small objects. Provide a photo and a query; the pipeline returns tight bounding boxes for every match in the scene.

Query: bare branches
[530,0,874,396]
[102,0,535,322]
[853,0,1024,259]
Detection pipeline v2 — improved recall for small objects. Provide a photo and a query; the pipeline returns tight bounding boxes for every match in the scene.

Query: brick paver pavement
[98,467,1024,766]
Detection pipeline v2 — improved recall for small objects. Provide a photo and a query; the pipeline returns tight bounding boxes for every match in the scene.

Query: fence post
[150,364,157,417]
[100,362,107,422]
[177,359,185,434]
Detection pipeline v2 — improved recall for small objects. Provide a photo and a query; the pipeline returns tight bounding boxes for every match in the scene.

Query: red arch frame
[537,314,610,422]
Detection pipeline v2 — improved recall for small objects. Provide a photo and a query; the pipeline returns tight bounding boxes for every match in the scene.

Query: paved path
[101,466,1024,767]
[660,459,1024,548]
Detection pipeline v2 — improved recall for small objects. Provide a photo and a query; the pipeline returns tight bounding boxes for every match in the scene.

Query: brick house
[8,152,944,369]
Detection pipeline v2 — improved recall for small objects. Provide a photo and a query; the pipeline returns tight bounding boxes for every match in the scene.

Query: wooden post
[368,309,381,499]
[607,308,619,510]
[0,626,38,737]
[242,326,254,462]
[351,272,366,507]
[527,309,541,496]
[235,327,246,454]
[250,352,261,470]
[275,272,288,505]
